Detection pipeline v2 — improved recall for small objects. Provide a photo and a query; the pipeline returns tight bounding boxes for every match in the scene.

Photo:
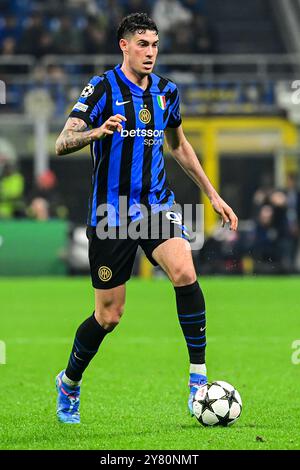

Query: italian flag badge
[157,95,167,110]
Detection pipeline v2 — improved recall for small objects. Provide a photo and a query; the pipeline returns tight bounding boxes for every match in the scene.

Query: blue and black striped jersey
[69,64,182,227]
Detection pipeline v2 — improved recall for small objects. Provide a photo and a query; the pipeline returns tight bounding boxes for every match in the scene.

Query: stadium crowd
[0,138,67,220]
[198,174,300,275]
[0,0,212,57]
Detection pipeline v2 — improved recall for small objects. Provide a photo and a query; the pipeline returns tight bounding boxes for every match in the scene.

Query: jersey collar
[114,64,152,95]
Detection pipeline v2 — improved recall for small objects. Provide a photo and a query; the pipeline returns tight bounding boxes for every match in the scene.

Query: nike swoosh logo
[200,327,206,332]
[116,100,131,106]
[74,352,84,361]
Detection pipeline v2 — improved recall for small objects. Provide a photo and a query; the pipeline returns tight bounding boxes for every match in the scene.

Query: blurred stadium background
[1,0,300,278]
[1,0,300,452]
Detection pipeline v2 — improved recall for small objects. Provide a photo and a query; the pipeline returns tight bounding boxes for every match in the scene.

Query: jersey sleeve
[166,86,182,128]
[69,75,106,127]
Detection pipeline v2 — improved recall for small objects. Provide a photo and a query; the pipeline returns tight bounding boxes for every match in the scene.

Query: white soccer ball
[192,380,242,427]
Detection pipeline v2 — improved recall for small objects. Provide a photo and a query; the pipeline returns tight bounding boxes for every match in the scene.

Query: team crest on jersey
[157,95,167,110]
[98,266,112,282]
[80,83,94,98]
[139,107,151,124]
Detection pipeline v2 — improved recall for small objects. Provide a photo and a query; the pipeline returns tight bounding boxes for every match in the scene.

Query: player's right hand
[92,114,127,140]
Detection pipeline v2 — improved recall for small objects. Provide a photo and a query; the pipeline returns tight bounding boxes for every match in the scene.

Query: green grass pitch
[0,276,299,450]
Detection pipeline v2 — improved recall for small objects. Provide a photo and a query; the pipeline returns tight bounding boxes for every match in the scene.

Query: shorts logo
[139,107,151,124]
[98,266,112,282]
[80,83,94,98]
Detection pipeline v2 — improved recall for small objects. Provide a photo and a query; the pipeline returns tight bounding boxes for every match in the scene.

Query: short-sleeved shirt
[69,64,182,227]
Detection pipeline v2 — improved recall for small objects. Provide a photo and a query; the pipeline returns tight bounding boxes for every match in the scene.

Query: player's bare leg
[152,238,207,415]
[94,284,126,330]
[152,237,196,287]
[56,285,125,423]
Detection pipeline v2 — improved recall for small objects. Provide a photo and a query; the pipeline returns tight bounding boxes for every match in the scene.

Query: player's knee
[104,305,124,330]
[170,266,196,287]
[95,303,124,331]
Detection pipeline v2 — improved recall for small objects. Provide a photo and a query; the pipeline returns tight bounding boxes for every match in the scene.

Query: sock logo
[200,326,206,332]
[74,352,84,362]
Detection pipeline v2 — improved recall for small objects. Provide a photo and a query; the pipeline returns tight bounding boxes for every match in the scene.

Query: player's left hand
[210,194,238,231]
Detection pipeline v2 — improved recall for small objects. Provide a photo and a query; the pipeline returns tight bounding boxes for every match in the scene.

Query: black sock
[65,312,110,382]
[174,281,206,365]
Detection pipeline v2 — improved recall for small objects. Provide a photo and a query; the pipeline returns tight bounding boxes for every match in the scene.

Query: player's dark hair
[117,13,158,42]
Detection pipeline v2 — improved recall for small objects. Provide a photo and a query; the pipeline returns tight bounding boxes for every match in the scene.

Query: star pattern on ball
[216,406,232,426]
[80,84,94,98]
[224,388,239,407]
[198,394,218,414]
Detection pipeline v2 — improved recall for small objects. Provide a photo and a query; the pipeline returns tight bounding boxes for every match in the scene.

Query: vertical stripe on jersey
[91,78,113,226]
[157,76,172,126]
[164,88,178,124]
[86,84,106,225]
[128,94,149,220]
[141,77,155,202]
[128,94,145,220]
[147,77,168,200]
[113,70,136,224]
[153,145,167,201]
[157,76,169,93]
[87,140,96,224]
[153,77,176,208]
[105,71,126,226]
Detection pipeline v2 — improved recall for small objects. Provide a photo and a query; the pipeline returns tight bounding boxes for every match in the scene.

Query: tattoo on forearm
[57,130,91,154]
[56,120,93,155]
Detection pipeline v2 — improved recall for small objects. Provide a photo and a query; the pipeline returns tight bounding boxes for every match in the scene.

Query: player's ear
[119,38,128,54]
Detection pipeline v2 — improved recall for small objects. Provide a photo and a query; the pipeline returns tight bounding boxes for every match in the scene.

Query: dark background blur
[1,0,300,276]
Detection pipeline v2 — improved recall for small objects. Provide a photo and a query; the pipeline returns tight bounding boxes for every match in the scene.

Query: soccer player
[55,13,238,423]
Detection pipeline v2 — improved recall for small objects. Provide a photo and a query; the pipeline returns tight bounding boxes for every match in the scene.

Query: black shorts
[87,205,190,289]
